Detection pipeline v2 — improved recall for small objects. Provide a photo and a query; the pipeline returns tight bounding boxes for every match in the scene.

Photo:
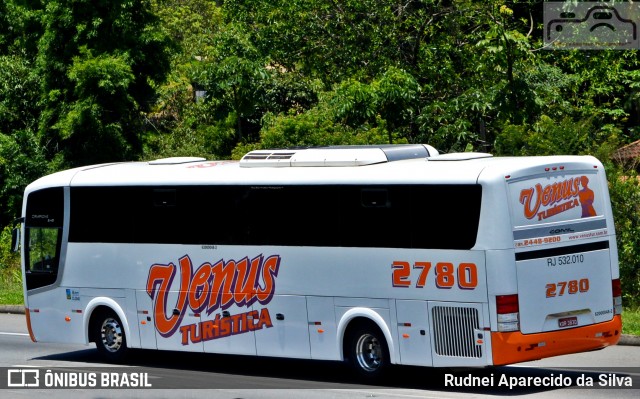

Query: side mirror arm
[11,217,24,253]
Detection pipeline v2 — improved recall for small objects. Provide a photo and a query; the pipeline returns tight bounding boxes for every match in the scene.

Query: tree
[0,1,45,231]
[190,22,270,144]
[373,67,420,143]
[36,0,172,167]
[0,1,9,53]
[608,168,640,307]
[0,130,47,228]
[0,1,45,58]
[225,0,476,84]
[0,54,41,133]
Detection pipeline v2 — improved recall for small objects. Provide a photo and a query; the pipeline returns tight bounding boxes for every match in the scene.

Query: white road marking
[0,332,29,337]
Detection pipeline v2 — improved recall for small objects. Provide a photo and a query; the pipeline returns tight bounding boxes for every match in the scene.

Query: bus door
[509,170,615,334]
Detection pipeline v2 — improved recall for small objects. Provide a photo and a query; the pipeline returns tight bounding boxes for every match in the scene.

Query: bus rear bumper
[490,315,622,366]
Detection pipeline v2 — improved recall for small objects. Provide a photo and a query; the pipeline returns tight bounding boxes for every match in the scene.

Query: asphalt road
[0,313,638,398]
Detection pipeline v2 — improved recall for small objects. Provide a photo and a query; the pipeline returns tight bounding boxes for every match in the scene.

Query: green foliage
[622,307,640,336]
[330,79,378,128]
[0,225,19,270]
[495,116,621,158]
[1,0,44,57]
[609,169,640,307]
[261,108,390,149]
[0,130,47,227]
[233,67,424,156]
[36,0,172,167]
[373,67,420,134]
[151,0,221,62]
[143,0,227,159]
[142,102,236,160]
[0,27,47,229]
[50,49,139,165]
[232,90,411,159]
[224,0,399,82]
[0,225,22,305]
[191,22,269,143]
[0,1,8,53]
[0,55,41,133]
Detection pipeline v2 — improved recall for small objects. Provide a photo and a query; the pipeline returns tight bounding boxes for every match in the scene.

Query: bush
[608,168,640,307]
[0,225,22,305]
[0,225,19,270]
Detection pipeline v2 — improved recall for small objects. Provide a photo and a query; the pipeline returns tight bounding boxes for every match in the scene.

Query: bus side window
[409,185,481,250]
[240,185,341,247]
[341,186,411,248]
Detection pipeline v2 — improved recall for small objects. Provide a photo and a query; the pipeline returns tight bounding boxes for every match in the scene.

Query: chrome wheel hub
[355,333,382,372]
[101,318,123,353]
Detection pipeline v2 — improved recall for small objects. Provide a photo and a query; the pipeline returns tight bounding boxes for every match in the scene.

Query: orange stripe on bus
[491,315,621,366]
[25,308,37,343]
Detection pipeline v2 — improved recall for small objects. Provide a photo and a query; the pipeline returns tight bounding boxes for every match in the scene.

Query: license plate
[558,316,578,328]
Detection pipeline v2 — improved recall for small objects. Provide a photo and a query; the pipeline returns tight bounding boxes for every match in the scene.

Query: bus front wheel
[93,309,128,362]
[346,322,390,380]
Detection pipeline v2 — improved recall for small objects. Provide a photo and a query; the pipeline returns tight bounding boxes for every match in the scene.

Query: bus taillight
[612,279,622,315]
[496,294,519,332]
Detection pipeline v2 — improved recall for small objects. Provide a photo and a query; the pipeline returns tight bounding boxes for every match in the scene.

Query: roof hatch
[240,144,439,167]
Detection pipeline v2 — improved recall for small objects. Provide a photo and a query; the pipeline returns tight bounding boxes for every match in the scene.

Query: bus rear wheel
[93,309,128,362]
[347,322,390,380]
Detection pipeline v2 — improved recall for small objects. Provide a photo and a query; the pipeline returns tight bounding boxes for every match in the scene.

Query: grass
[0,265,22,305]
[0,288,22,305]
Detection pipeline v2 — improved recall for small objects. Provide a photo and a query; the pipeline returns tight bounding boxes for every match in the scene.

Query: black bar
[515,241,609,261]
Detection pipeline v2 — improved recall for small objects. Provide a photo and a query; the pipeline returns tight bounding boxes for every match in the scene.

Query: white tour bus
[17,144,622,378]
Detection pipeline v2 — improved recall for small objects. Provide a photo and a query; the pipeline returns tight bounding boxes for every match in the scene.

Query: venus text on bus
[146,254,281,338]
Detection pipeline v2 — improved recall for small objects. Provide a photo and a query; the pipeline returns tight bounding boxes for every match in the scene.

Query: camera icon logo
[544,2,639,49]
[7,369,40,387]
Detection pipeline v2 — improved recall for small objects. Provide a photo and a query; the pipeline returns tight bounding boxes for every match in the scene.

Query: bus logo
[146,254,280,343]
[519,176,596,221]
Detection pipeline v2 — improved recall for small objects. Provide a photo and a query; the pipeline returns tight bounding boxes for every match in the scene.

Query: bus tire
[93,309,128,362]
[346,321,390,381]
